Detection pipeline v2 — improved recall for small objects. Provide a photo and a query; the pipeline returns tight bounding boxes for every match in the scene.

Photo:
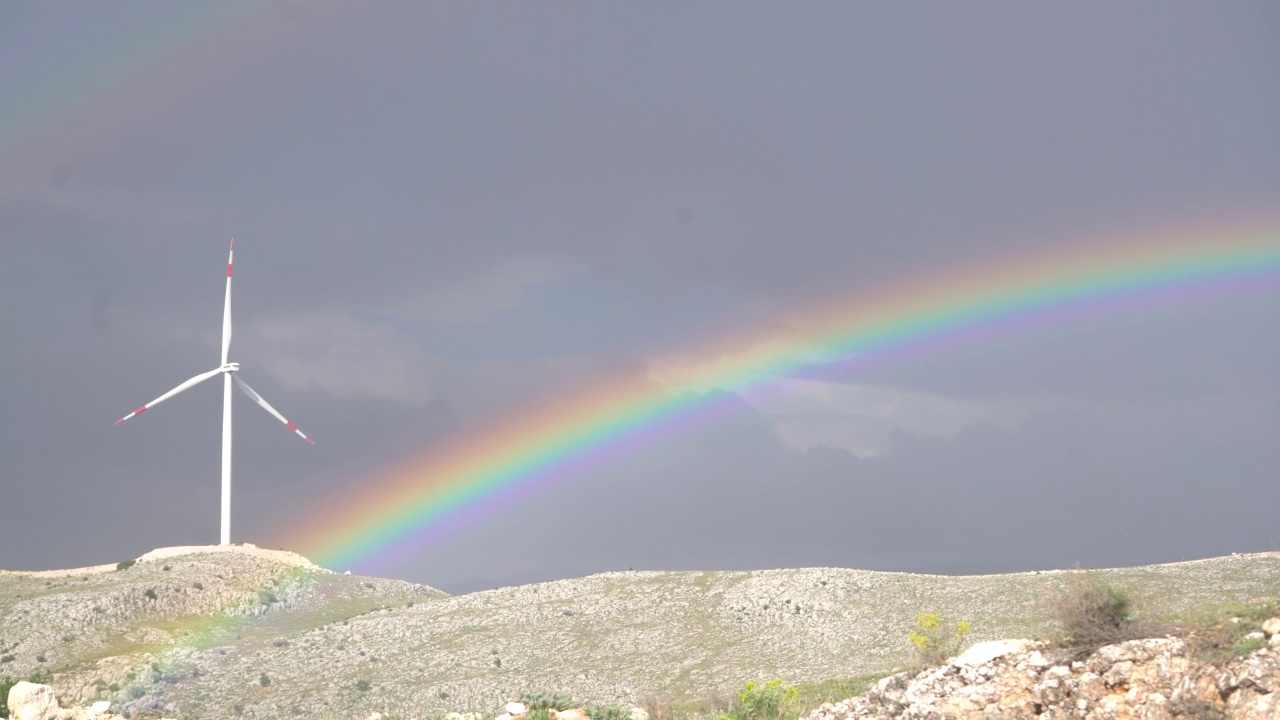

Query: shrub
[144,588,157,600]
[520,692,578,711]
[1044,569,1144,647]
[116,559,136,571]
[259,590,278,605]
[724,679,800,720]
[259,673,271,687]
[355,679,371,692]
[192,582,203,591]
[908,613,972,666]
[586,706,634,720]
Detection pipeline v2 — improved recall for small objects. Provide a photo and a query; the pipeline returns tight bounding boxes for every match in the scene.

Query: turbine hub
[223,362,240,373]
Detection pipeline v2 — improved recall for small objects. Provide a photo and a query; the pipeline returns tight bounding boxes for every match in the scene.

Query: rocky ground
[803,629,1280,719]
[3,548,1280,720]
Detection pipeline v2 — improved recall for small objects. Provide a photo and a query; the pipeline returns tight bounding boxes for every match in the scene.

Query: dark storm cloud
[1,2,1277,582]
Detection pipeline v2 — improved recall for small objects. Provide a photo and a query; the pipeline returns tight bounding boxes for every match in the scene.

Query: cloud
[647,344,1079,457]
[743,378,1081,457]
[240,312,452,404]
[397,256,576,323]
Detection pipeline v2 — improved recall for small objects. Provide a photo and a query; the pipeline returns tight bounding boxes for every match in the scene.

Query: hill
[2,547,1278,719]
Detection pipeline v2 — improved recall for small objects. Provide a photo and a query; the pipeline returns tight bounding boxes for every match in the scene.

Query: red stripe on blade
[227,263,233,277]
[287,422,297,431]
[136,406,147,415]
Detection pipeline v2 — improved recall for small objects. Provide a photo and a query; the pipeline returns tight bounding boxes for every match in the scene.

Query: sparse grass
[792,673,892,711]
[1166,598,1278,663]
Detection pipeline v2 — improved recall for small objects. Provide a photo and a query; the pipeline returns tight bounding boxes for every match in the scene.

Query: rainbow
[279,222,1280,572]
[0,4,343,187]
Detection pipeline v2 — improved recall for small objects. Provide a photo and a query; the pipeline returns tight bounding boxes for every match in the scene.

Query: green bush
[116,559,136,571]
[259,673,271,687]
[908,613,972,666]
[520,692,579,711]
[585,705,634,720]
[723,679,800,720]
[355,679,371,692]
[1044,569,1143,647]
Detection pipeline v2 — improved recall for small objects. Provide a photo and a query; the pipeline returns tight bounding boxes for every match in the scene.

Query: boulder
[504,702,528,717]
[7,682,59,720]
[1263,617,1280,636]
[952,639,1034,668]
[87,702,111,718]
[549,709,589,720]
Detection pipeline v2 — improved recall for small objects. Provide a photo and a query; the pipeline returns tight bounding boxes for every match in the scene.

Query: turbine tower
[114,240,314,545]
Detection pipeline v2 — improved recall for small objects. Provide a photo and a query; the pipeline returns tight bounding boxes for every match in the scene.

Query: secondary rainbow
[281,223,1280,572]
[0,4,345,185]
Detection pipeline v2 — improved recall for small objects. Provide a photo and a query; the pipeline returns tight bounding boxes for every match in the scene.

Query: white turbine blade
[114,367,223,426]
[221,239,234,365]
[233,375,315,445]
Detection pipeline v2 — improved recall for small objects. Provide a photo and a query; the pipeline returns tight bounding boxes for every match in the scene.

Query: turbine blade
[114,367,223,426]
[221,239,234,364]
[233,375,315,445]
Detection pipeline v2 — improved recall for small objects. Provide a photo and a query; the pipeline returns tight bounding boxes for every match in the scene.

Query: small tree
[909,612,972,666]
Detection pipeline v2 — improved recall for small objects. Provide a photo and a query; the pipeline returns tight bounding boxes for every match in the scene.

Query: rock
[87,701,110,718]
[628,707,649,720]
[1263,617,1280,636]
[504,702,528,717]
[8,682,59,720]
[549,709,589,720]
[952,639,1035,667]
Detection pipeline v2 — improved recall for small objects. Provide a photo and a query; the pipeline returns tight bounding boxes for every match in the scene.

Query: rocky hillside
[2,548,1279,720]
[804,633,1280,719]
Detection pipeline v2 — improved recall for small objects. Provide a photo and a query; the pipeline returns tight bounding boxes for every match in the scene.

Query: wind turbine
[114,240,314,546]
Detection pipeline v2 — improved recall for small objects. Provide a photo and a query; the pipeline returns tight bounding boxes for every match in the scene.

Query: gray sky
[1,2,1278,593]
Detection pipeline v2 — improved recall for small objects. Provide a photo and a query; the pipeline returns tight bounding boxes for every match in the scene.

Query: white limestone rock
[7,682,58,720]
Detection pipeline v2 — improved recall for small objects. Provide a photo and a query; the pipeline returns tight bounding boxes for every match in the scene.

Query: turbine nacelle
[222,362,240,373]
